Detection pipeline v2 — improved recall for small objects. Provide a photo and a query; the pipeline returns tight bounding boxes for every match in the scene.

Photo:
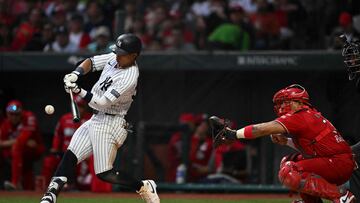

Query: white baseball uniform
[68,53,139,174]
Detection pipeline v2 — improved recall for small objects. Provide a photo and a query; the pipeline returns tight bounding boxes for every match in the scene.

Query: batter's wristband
[244,125,254,139]
[84,91,93,103]
[74,67,85,76]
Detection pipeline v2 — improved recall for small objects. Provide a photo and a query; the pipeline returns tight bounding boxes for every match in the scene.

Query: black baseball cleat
[40,192,57,203]
[40,176,67,203]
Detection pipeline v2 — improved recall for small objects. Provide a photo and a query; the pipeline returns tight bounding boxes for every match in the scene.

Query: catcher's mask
[273,84,310,116]
[342,37,360,80]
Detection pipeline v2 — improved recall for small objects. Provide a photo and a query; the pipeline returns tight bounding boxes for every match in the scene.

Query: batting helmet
[341,37,360,80]
[110,33,142,56]
[273,84,310,116]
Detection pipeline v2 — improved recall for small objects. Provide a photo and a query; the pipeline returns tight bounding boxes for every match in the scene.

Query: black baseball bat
[69,91,80,122]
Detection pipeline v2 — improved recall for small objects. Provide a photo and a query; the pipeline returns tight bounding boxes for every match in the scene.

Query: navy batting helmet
[110,33,142,56]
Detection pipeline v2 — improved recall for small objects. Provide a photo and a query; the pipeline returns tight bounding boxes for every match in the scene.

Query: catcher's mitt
[209,116,236,148]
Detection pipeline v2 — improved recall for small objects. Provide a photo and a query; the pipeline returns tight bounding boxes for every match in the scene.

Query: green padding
[157,183,289,193]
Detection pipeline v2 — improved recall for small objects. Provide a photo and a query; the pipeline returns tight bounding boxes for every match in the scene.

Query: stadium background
[1,0,360,202]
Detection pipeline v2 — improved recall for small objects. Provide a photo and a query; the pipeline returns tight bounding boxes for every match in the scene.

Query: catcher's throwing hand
[270,134,288,145]
[209,116,237,148]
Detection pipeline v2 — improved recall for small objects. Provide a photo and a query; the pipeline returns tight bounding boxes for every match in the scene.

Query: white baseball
[45,105,55,115]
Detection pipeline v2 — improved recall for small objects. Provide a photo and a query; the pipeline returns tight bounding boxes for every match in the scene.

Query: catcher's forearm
[236,121,286,139]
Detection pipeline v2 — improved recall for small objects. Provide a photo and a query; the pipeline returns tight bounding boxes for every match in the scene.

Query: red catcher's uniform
[0,110,45,189]
[276,107,354,201]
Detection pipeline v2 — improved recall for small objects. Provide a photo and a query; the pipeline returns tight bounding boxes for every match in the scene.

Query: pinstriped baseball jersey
[67,52,139,174]
[90,53,139,115]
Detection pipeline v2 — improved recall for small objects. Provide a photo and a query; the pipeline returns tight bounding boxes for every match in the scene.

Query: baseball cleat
[137,180,160,203]
[40,192,56,203]
[4,181,17,191]
[291,200,304,203]
[334,190,355,203]
[40,176,67,203]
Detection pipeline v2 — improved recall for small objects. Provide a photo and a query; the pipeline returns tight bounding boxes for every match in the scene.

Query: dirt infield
[0,191,294,200]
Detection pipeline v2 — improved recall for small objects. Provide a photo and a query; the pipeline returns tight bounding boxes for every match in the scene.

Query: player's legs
[278,153,354,202]
[90,115,159,203]
[90,115,141,188]
[40,120,93,203]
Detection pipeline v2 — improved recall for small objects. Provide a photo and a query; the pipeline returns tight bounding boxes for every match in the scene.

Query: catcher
[209,84,355,203]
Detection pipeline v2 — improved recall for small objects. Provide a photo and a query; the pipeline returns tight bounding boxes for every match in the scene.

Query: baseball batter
[40,33,160,203]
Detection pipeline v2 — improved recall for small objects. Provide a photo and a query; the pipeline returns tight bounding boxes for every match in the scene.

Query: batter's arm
[75,59,92,75]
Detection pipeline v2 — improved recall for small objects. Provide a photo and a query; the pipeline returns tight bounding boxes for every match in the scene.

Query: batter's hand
[64,83,81,94]
[270,134,288,145]
[63,72,79,87]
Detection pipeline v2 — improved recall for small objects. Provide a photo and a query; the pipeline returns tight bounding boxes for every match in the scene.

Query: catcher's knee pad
[278,161,302,191]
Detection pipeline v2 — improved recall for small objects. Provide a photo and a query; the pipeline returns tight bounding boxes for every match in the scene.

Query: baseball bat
[69,91,80,122]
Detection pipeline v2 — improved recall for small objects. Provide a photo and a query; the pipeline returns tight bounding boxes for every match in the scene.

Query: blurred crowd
[1,0,360,53]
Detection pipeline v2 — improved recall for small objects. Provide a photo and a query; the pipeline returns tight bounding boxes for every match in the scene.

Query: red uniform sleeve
[275,113,307,135]
[52,117,64,151]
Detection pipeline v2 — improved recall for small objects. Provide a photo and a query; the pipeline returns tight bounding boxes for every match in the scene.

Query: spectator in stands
[41,23,55,49]
[43,26,78,53]
[85,1,112,40]
[68,14,91,51]
[50,4,67,28]
[165,26,196,51]
[10,8,43,51]
[228,0,257,14]
[328,12,360,50]
[272,0,295,49]
[208,6,251,51]
[0,100,45,190]
[188,118,214,182]
[124,1,137,33]
[87,26,112,53]
[249,0,281,49]
[167,113,200,182]
[129,17,152,49]
[203,0,228,36]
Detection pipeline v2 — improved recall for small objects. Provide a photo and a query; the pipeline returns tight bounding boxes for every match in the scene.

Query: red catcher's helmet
[6,100,23,113]
[272,84,310,116]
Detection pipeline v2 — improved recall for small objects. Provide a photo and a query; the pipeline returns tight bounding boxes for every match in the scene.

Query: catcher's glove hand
[209,116,237,148]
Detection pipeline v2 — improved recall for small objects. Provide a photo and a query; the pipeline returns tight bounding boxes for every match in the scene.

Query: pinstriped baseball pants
[68,113,127,174]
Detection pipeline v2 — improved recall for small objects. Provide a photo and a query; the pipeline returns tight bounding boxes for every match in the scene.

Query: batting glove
[64,83,81,94]
[63,71,79,86]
